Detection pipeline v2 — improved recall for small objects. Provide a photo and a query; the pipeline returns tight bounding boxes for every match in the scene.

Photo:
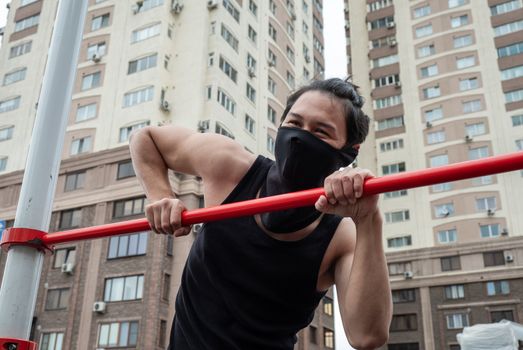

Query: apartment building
[344,0,523,349]
[0,0,335,349]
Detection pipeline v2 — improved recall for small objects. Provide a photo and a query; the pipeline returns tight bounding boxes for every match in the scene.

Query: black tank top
[170,155,343,350]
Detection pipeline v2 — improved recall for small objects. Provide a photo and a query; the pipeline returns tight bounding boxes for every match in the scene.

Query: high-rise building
[0,0,335,349]
[344,0,523,349]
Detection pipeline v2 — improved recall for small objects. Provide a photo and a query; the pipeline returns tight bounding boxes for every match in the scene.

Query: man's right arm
[129,125,255,235]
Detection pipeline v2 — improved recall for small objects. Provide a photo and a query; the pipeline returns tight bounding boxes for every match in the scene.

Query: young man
[129,78,392,350]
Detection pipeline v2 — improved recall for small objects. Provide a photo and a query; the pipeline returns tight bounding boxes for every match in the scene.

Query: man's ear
[352,144,361,151]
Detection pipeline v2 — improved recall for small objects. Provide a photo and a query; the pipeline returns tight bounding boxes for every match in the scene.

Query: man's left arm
[315,168,392,349]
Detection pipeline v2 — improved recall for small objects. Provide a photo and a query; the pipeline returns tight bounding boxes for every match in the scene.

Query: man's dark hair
[281,78,370,147]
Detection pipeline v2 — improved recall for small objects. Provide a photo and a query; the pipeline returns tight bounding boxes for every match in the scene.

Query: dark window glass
[483,251,505,267]
[117,161,135,179]
[491,310,514,323]
[53,247,76,268]
[108,232,148,259]
[441,255,461,271]
[162,273,171,301]
[392,289,416,303]
[64,171,86,191]
[113,197,145,218]
[388,343,420,350]
[45,288,70,310]
[390,314,417,332]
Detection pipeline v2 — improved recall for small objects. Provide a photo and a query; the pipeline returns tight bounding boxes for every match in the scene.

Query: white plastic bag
[457,320,520,350]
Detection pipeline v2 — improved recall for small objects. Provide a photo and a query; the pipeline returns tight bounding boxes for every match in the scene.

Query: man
[129,78,392,350]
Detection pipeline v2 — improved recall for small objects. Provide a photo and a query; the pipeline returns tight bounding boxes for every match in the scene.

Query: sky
[0,0,353,348]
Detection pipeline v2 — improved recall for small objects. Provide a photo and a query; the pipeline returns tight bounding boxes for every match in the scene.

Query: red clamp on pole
[0,338,37,350]
[0,228,53,254]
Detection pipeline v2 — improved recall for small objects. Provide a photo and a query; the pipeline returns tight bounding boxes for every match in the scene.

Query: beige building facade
[344,0,523,349]
[0,0,336,349]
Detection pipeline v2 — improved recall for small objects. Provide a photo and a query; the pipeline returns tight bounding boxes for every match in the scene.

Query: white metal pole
[0,0,88,339]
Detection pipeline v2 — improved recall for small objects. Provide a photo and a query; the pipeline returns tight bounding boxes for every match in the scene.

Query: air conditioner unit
[304,55,311,63]
[440,209,450,217]
[132,0,144,14]
[501,228,509,236]
[198,120,210,132]
[61,263,74,274]
[404,271,413,279]
[207,0,219,9]
[290,10,297,21]
[394,81,401,88]
[93,301,107,313]
[91,53,101,63]
[171,0,183,13]
[465,135,473,143]
[505,255,514,262]
[160,100,170,111]
[389,38,397,47]
[247,67,256,78]
[193,223,203,233]
[426,121,433,128]
[386,21,396,29]
[487,208,495,216]
[268,59,276,67]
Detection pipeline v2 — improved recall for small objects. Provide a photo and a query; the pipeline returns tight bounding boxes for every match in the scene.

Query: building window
[414,5,431,18]
[98,321,139,347]
[323,329,334,348]
[454,34,472,48]
[476,197,496,212]
[309,326,317,344]
[249,0,258,16]
[390,314,417,332]
[425,107,443,122]
[247,54,257,70]
[53,247,76,269]
[497,42,523,58]
[162,273,171,301]
[108,232,147,259]
[444,285,464,299]
[387,236,412,248]
[70,136,92,155]
[0,96,21,113]
[244,114,255,134]
[267,106,277,124]
[166,235,174,256]
[487,280,510,296]
[59,208,82,229]
[3,68,27,86]
[435,203,454,218]
[429,154,448,167]
[377,116,404,130]
[286,46,295,63]
[267,134,275,154]
[432,182,452,192]
[123,86,154,107]
[380,139,403,152]
[456,56,475,69]
[286,71,295,89]
[392,289,416,303]
[159,319,167,347]
[465,122,485,137]
[384,190,408,199]
[427,130,446,144]
[446,313,469,329]
[286,22,295,39]
[136,0,164,12]
[221,24,239,52]
[459,77,478,91]
[217,89,236,115]
[248,25,257,44]
[268,77,276,94]
[131,23,161,43]
[494,19,523,37]
[0,126,14,141]
[374,74,400,88]
[369,16,394,30]
[375,95,402,109]
[382,162,405,175]
[223,0,240,22]
[81,72,101,91]
[75,103,97,122]
[491,0,522,15]
[269,23,277,41]
[502,65,523,81]
[246,83,256,103]
[448,0,466,8]
[505,89,523,103]
[119,121,149,142]
[441,255,461,271]
[104,275,144,302]
[128,54,158,74]
[323,296,333,316]
[438,229,457,244]
[64,171,86,192]
[491,310,514,322]
[469,146,488,160]
[14,14,39,32]
[0,157,7,171]
[451,14,469,28]
[472,175,493,186]
[420,64,438,78]
[86,42,106,61]
[462,99,481,113]
[480,224,501,238]
[9,41,32,58]
[219,56,238,83]
[268,49,277,67]
[372,54,398,68]
[423,86,441,99]
[113,197,146,218]
[368,0,393,12]
[483,251,505,266]
[40,333,64,350]
[91,14,110,31]
[418,44,435,58]
[513,114,523,126]
[388,261,412,275]
[117,160,136,179]
[415,24,433,38]
[46,288,70,310]
[215,122,235,139]
[385,210,410,223]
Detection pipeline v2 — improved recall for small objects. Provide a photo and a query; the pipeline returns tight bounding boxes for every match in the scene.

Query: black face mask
[260,127,358,233]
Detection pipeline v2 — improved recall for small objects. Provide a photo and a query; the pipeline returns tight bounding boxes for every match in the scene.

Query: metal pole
[39,151,523,245]
[0,0,88,339]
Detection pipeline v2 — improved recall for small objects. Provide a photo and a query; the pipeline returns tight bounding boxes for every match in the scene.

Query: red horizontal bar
[42,151,523,245]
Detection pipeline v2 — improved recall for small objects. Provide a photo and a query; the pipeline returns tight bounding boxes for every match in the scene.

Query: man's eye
[316,128,328,135]
[288,120,300,126]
